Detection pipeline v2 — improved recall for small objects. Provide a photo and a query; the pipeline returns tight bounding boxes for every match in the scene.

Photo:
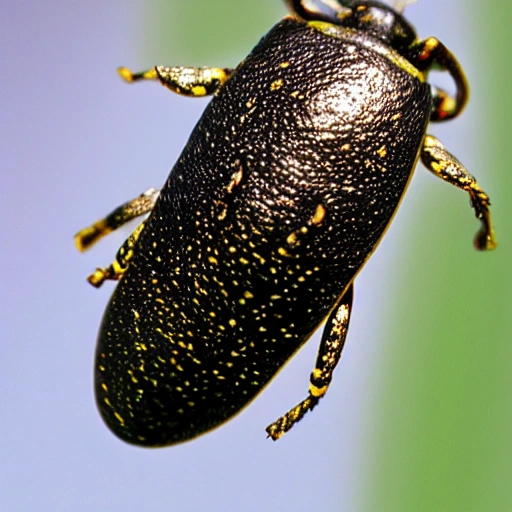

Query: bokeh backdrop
[2,1,510,511]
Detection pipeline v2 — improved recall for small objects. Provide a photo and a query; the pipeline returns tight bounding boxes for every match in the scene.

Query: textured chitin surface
[96,18,432,446]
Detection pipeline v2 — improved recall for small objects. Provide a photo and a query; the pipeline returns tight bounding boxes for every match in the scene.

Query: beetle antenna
[285,0,351,19]
[394,0,418,13]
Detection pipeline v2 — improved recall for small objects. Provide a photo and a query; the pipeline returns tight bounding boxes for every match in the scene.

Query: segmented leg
[266,283,354,440]
[410,37,468,121]
[74,188,159,252]
[420,135,497,251]
[85,221,146,288]
[118,65,234,97]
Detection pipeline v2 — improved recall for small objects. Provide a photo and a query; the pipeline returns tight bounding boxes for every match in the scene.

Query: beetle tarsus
[266,284,353,440]
[75,188,159,252]
[87,267,117,288]
[118,67,158,83]
[420,135,497,251]
[266,395,320,441]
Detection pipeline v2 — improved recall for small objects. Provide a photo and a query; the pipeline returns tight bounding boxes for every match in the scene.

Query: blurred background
[2,1,510,510]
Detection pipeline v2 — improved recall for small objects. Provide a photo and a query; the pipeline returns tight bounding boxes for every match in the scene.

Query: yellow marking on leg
[74,220,111,252]
[87,268,112,287]
[155,66,231,96]
[118,67,158,83]
[421,135,497,250]
[309,383,328,398]
[191,85,207,96]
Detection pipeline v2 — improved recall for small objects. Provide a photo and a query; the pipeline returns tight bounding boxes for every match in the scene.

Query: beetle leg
[266,283,353,440]
[85,221,146,288]
[75,188,159,252]
[118,66,234,97]
[421,135,497,250]
[410,37,468,121]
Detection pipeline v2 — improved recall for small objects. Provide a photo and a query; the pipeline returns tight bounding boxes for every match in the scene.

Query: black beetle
[76,0,496,447]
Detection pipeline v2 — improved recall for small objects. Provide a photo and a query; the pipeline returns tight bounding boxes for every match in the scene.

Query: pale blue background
[3,1,503,511]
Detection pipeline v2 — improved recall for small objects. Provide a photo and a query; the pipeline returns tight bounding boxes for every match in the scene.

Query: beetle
[76,0,496,447]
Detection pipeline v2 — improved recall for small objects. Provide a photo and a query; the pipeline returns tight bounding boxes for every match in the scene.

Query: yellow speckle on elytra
[253,253,266,264]
[311,204,326,225]
[287,233,297,246]
[270,79,284,90]
[278,247,291,257]
[114,412,125,425]
[377,145,387,158]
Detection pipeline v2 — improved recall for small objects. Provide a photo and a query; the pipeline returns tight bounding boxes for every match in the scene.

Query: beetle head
[287,0,417,53]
